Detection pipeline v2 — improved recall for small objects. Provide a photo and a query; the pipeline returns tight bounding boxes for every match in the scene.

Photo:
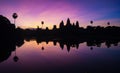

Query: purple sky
[0,0,120,29]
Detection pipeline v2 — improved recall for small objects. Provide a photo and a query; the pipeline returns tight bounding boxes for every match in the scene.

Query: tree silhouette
[12,13,18,24]
[107,22,110,25]
[41,21,44,29]
[90,20,93,25]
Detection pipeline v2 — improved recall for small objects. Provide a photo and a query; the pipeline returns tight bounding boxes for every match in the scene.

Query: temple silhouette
[22,18,120,40]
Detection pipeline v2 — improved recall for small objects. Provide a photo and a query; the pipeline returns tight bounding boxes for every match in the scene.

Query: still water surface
[0,40,120,73]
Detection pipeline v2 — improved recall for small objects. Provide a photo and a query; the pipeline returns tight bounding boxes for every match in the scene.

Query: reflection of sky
[0,0,120,29]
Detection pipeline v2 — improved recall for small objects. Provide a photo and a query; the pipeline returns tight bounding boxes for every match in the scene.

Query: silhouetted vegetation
[0,15,24,63]
[0,15,15,38]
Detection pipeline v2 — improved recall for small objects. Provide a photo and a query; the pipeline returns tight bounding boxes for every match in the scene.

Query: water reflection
[0,37,120,63]
[0,38,120,73]
[0,37,24,63]
[13,49,19,62]
[31,38,120,52]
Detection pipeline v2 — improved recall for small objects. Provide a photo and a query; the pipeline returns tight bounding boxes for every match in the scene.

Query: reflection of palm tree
[41,46,44,50]
[12,13,18,24]
[13,50,19,62]
[41,21,44,29]
[90,47,93,50]
[41,42,45,50]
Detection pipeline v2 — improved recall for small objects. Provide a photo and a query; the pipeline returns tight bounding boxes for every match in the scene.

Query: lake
[0,40,120,73]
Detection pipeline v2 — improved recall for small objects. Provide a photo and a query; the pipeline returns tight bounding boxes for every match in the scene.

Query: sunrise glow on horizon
[0,0,120,29]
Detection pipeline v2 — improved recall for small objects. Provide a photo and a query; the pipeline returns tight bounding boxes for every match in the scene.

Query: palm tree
[107,22,110,25]
[12,13,18,24]
[90,20,93,25]
[41,21,44,29]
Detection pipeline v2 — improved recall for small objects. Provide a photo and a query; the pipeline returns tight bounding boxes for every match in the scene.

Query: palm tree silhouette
[41,21,44,29]
[107,22,110,25]
[90,20,93,25]
[12,13,18,24]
